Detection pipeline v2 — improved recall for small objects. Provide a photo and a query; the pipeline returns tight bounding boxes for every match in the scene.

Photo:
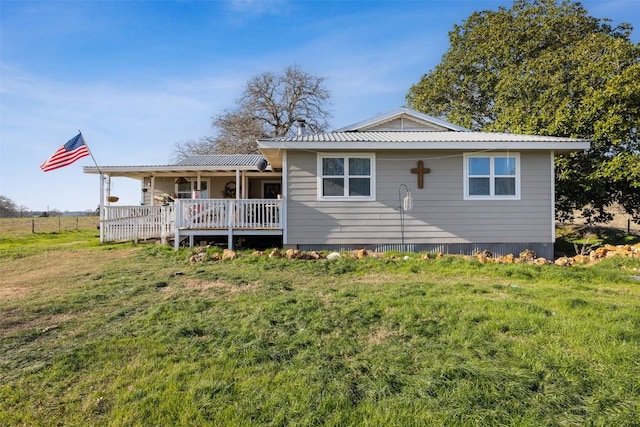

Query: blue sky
[1,0,639,212]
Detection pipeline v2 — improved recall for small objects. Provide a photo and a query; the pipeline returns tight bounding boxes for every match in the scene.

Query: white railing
[101,199,282,243]
[101,205,175,243]
[175,199,282,230]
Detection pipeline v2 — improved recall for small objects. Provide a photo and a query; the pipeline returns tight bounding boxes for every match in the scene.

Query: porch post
[227,198,234,249]
[242,171,248,198]
[99,173,105,243]
[235,169,240,200]
[150,176,156,206]
[106,175,112,205]
[174,199,181,250]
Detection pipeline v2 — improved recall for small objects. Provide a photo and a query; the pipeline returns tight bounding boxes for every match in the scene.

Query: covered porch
[101,198,283,248]
[84,154,284,249]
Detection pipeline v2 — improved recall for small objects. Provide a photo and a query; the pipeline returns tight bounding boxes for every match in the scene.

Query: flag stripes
[40,133,90,172]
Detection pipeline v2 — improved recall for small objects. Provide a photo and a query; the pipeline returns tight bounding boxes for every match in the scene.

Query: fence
[0,216,99,237]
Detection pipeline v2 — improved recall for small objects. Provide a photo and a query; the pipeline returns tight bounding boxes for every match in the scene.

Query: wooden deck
[101,199,283,248]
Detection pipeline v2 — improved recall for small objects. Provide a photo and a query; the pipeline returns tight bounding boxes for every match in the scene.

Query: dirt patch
[0,248,138,301]
[0,312,73,338]
[367,328,399,345]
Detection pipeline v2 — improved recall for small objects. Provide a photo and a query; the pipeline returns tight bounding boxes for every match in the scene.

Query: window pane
[177,181,191,198]
[495,157,516,175]
[323,178,344,196]
[322,158,344,176]
[469,178,490,195]
[193,181,208,198]
[495,177,516,195]
[349,178,370,196]
[349,158,370,175]
[469,157,490,175]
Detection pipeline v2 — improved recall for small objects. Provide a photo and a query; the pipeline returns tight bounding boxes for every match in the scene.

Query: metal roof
[83,154,271,177]
[265,131,587,144]
[174,154,266,167]
[259,130,590,169]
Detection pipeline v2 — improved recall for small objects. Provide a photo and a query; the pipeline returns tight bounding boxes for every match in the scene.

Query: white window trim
[175,178,210,199]
[463,152,521,200]
[317,153,376,201]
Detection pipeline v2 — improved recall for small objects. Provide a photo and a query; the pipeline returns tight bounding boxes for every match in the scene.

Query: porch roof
[83,155,272,178]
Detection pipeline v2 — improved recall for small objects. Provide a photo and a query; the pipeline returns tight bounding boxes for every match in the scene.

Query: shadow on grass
[555,224,640,258]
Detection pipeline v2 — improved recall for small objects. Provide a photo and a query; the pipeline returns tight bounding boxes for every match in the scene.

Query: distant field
[0,216,99,238]
[568,205,640,235]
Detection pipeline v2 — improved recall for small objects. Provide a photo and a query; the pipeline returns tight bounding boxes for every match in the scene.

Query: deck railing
[175,199,282,229]
[101,199,282,243]
[101,205,175,243]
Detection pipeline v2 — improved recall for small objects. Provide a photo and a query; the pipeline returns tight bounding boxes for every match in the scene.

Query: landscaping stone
[222,249,236,260]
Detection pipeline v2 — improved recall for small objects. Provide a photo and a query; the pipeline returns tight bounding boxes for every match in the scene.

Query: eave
[259,140,590,169]
[83,164,275,179]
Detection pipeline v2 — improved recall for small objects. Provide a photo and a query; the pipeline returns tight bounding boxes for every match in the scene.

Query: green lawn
[1,231,639,426]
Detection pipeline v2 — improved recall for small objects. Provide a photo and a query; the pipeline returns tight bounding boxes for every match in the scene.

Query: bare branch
[172,65,331,157]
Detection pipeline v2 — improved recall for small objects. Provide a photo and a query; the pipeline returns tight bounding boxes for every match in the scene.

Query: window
[262,181,281,199]
[464,153,520,200]
[175,179,209,199]
[318,154,375,200]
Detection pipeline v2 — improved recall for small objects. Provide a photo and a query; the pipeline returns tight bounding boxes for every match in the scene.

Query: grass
[1,221,640,425]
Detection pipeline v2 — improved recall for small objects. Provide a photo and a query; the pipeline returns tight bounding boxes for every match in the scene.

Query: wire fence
[0,216,99,238]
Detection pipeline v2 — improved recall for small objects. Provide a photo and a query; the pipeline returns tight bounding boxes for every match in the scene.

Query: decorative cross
[410,160,431,189]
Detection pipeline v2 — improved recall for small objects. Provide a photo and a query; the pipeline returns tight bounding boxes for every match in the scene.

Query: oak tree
[406,0,640,223]
[0,195,19,218]
[174,65,331,158]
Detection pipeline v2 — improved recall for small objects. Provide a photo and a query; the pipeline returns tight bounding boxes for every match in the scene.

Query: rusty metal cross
[410,160,431,189]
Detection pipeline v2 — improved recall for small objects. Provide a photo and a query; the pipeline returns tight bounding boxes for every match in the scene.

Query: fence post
[32,219,35,234]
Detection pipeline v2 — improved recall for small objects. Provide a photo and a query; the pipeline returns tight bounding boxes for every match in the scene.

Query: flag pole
[78,130,105,243]
[79,130,102,174]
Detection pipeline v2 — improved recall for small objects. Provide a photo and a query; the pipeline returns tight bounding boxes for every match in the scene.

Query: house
[84,108,589,258]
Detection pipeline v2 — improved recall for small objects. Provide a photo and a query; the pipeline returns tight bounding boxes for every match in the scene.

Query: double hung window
[464,153,520,200]
[318,154,375,200]
[176,179,209,199]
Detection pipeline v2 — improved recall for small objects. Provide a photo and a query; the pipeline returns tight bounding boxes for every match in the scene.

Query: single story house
[84,108,589,258]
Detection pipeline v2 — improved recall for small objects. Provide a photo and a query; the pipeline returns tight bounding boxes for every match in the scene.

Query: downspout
[551,151,555,243]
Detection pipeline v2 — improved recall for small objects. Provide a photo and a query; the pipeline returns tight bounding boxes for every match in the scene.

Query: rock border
[188,244,640,266]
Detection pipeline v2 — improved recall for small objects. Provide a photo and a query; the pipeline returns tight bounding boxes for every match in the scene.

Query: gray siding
[286,150,553,246]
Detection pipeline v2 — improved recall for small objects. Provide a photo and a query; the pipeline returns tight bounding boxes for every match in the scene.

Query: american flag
[40,133,90,172]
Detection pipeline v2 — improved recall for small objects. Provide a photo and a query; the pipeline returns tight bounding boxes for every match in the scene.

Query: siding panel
[286,150,553,245]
